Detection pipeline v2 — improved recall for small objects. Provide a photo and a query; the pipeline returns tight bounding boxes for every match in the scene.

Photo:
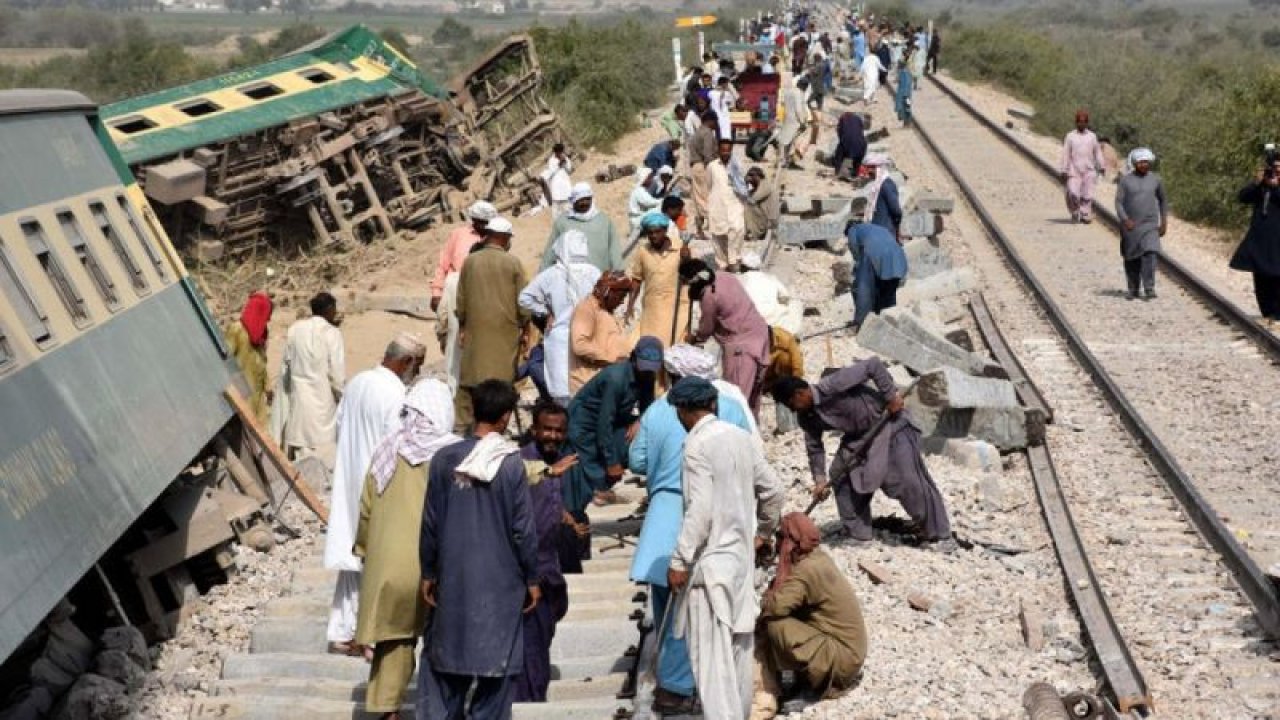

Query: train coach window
[23,221,90,327]
[116,196,168,283]
[175,98,222,118]
[110,115,156,135]
[239,82,283,101]
[0,240,52,345]
[90,202,147,295]
[58,211,119,310]
[299,68,334,84]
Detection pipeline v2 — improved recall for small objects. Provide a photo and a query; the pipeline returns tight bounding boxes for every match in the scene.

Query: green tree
[432,17,473,46]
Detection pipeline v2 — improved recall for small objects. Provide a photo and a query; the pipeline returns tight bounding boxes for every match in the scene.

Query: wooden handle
[223,385,329,525]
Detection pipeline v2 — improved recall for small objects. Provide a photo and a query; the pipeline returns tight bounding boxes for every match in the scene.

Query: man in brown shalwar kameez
[771,356,954,551]
[756,512,867,716]
[455,217,529,431]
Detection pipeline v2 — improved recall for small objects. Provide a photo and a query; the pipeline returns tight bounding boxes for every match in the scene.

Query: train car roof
[0,89,95,117]
[100,25,446,165]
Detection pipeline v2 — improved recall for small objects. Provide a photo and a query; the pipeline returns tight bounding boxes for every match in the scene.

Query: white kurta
[707,161,746,236]
[278,316,345,457]
[861,55,885,102]
[543,155,574,202]
[324,365,405,643]
[672,416,784,720]
[326,365,407,571]
[740,270,804,335]
[518,236,601,400]
[713,379,761,446]
[709,87,736,139]
[437,273,463,394]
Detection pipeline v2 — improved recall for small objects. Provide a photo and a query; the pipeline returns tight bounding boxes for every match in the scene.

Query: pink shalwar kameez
[1059,129,1105,222]
[692,272,770,415]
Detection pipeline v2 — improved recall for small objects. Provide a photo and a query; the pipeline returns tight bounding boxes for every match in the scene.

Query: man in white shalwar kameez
[275,292,346,466]
[518,230,602,406]
[325,334,426,652]
[667,378,784,719]
[860,51,885,103]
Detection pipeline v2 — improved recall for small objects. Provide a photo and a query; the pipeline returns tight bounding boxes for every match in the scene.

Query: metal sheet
[0,283,234,661]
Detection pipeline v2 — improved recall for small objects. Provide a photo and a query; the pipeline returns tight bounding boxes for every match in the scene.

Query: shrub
[946,22,1280,232]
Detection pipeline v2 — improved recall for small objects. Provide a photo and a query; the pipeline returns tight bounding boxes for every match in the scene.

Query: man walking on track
[418,380,539,720]
[1059,109,1106,223]
[1116,148,1168,301]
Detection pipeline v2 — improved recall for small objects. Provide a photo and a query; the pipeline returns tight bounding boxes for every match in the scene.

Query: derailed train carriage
[0,89,282,682]
[100,26,566,259]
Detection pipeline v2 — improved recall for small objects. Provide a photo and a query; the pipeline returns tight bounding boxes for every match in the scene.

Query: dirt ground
[257,114,667,379]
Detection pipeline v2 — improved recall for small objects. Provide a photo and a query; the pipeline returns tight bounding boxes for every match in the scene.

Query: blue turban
[667,376,718,408]
[640,210,671,231]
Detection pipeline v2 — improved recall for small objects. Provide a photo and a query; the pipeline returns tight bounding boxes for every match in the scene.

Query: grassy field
[133,9,541,37]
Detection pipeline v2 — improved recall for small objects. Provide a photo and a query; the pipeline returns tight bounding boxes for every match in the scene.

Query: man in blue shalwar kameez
[418,380,540,720]
[848,222,908,330]
[560,337,665,570]
[627,345,754,716]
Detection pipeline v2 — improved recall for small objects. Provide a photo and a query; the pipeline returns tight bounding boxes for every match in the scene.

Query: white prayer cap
[658,165,674,176]
[663,344,718,380]
[741,252,763,270]
[467,200,498,221]
[487,217,514,235]
[569,182,594,202]
[1129,147,1155,164]
[393,331,426,356]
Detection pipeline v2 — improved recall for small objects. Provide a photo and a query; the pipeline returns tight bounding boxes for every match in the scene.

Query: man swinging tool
[771,356,955,552]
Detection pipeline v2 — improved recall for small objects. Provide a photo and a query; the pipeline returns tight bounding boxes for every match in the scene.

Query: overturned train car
[0,89,282,680]
[101,26,565,259]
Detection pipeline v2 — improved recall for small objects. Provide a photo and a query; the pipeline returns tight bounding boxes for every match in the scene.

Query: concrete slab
[915,366,1018,409]
[898,267,977,304]
[221,653,368,683]
[550,619,637,661]
[777,207,851,245]
[550,652,634,680]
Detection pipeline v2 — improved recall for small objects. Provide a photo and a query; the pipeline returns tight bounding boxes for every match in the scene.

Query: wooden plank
[223,385,329,525]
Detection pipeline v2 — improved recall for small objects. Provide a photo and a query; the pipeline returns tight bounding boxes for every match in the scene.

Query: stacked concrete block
[898,266,978,304]
[907,366,1042,451]
[905,236,954,280]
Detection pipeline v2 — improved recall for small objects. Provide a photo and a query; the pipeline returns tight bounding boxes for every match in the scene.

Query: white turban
[1129,147,1155,164]
[486,217,514,234]
[741,252,763,270]
[569,182,594,203]
[658,165,674,176]
[468,201,497,221]
[664,344,718,380]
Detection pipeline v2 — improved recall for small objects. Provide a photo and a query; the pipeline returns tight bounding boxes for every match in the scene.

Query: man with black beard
[515,402,579,701]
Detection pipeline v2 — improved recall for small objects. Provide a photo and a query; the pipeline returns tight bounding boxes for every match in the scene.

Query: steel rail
[928,75,1280,364]
[914,76,1280,646]
[966,297,1150,712]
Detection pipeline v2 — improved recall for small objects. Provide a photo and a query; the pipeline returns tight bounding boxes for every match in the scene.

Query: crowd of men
[213,6,982,719]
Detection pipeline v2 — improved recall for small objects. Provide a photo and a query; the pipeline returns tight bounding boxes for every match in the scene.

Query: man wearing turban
[539,182,624,273]
[1058,109,1106,223]
[625,210,692,347]
[1116,148,1168,300]
[756,512,868,715]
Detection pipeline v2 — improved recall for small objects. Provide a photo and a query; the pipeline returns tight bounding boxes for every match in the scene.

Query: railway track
[911,76,1280,716]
